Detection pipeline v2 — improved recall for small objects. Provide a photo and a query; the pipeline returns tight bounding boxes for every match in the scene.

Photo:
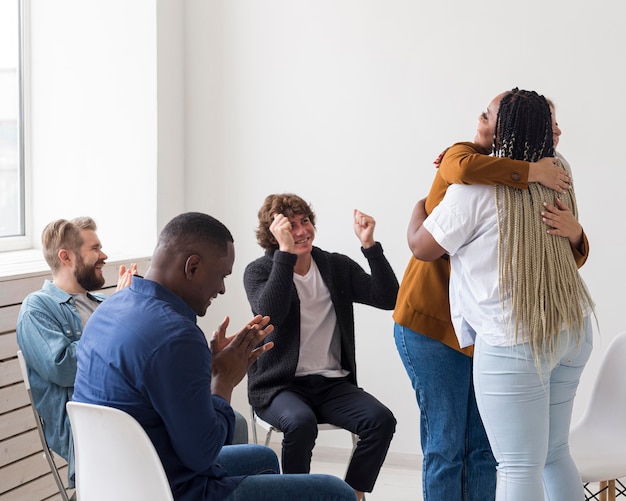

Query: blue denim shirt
[16,280,105,485]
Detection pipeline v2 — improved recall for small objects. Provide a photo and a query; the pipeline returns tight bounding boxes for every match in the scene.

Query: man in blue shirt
[17,216,250,493]
[73,212,356,501]
[16,217,135,487]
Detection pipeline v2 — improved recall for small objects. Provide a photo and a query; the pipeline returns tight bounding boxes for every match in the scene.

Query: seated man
[73,212,357,501]
[16,217,135,486]
[244,194,398,501]
[16,216,248,490]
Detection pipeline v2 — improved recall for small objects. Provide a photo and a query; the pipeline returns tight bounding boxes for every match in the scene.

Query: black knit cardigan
[243,243,399,409]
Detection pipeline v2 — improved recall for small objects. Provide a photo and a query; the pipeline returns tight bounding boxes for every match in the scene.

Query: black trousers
[256,375,396,493]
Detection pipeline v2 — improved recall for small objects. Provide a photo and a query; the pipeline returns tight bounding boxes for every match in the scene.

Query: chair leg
[264,428,273,447]
[608,479,616,501]
[599,480,608,501]
[250,406,259,445]
[350,433,358,457]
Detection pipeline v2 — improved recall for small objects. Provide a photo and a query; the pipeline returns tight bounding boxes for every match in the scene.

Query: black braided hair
[492,88,554,162]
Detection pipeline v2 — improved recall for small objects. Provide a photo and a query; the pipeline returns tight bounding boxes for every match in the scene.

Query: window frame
[0,0,31,252]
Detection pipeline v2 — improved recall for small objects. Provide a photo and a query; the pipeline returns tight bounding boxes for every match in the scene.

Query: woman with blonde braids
[409,88,594,500]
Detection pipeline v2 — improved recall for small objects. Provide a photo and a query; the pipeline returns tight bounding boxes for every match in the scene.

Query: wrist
[528,163,539,183]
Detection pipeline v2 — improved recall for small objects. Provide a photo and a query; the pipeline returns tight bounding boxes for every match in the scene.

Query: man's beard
[74,255,106,291]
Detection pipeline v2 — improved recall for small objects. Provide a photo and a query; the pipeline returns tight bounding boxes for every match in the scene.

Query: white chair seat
[66,401,174,501]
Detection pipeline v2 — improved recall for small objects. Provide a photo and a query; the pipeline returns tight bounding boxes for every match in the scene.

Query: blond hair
[42,217,97,273]
[495,160,594,367]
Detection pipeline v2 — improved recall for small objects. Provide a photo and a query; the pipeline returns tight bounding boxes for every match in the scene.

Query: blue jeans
[394,323,496,501]
[220,444,356,501]
[473,317,593,501]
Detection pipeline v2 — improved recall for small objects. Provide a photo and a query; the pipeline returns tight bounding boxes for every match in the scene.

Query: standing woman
[244,193,398,501]
[410,89,595,500]
[393,99,583,500]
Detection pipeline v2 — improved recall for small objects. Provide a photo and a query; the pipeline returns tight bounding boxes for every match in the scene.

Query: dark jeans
[256,375,396,493]
[394,323,496,501]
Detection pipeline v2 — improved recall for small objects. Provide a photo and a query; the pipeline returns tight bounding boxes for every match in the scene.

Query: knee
[361,407,396,443]
[375,407,397,438]
[250,444,280,473]
[283,413,319,442]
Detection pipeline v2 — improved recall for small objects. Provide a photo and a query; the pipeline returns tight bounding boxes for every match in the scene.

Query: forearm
[244,253,296,322]
[571,230,589,268]
[407,198,428,257]
[439,142,529,188]
[355,244,399,309]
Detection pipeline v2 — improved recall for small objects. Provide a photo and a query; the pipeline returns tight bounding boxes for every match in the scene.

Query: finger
[214,316,230,337]
[248,341,275,365]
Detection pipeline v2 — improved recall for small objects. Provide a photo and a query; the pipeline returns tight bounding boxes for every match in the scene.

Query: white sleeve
[423,184,486,256]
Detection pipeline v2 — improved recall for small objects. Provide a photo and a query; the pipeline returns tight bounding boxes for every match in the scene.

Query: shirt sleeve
[423,184,485,256]
[438,142,529,189]
[16,297,78,387]
[142,335,234,473]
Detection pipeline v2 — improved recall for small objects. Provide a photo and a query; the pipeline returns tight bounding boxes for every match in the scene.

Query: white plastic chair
[17,350,72,501]
[570,331,626,501]
[66,401,174,501]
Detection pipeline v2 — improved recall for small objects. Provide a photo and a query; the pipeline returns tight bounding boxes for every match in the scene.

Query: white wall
[23,0,626,457]
[28,0,160,257]
[183,0,626,455]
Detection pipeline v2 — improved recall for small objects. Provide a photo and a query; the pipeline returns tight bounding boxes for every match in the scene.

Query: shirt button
[511,172,521,182]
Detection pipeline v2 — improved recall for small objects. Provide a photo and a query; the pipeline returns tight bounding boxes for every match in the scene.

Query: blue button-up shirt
[73,277,241,501]
[16,280,105,484]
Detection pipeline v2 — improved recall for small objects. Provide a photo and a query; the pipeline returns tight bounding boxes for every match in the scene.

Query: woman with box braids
[409,88,595,500]
[493,89,595,370]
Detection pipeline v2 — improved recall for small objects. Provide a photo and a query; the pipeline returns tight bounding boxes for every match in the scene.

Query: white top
[423,183,522,347]
[293,259,348,377]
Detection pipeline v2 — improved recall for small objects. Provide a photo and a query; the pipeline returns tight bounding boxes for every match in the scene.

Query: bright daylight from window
[0,0,24,240]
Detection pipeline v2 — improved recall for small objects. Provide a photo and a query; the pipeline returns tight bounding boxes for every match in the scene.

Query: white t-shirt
[423,183,520,347]
[293,259,348,378]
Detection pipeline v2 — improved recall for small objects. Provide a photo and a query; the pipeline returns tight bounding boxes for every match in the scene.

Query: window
[0,0,26,249]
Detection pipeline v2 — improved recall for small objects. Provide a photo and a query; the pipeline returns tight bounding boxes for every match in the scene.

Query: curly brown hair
[255,193,316,251]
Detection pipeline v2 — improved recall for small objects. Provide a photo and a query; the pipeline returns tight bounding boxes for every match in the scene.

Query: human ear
[58,249,72,266]
[184,254,202,280]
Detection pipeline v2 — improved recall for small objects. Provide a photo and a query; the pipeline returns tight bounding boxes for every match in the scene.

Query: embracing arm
[541,198,589,267]
[438,142,571,193]
[407,198,447,261]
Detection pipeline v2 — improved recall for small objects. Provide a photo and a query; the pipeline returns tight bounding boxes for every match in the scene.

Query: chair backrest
[66,401,174,501]
[576,331,626,429]
[17,350,71,501]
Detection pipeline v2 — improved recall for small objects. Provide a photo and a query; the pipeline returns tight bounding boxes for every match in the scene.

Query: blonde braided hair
[493,90,594,367]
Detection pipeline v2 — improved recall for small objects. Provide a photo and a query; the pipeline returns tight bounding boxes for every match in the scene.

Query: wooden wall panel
[0,256,150,500]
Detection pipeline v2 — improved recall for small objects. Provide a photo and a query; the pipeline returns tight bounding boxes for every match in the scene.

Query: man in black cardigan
[244,193,398,501]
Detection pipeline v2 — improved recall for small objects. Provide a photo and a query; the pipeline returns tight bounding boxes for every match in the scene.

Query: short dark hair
[158,212,234,256]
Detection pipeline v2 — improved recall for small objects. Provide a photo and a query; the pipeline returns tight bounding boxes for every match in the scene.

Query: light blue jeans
[394,323,496,501]
[219,444,356,501]
[473,317,593,501]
